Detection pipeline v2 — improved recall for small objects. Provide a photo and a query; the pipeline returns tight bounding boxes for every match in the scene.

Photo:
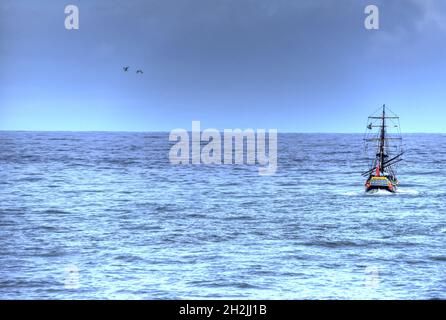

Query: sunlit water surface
[0,132,445,299]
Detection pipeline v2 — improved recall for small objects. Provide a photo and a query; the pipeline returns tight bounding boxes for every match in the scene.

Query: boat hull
[365,185,397,193]
[365,176,398,193]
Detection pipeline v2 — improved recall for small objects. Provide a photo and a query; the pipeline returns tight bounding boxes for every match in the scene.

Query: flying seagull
[123,66,129,72]
[136,69,143,74]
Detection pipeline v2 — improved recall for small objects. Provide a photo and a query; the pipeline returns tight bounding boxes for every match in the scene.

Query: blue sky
[1,0,445,132]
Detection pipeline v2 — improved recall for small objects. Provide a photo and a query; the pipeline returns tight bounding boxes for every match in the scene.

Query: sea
[0,132,445,299]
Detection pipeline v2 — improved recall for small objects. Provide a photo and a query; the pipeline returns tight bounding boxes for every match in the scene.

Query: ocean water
[0,132,445,300]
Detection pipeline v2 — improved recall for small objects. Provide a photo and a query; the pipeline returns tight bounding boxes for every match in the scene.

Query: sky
[1,0,446,132]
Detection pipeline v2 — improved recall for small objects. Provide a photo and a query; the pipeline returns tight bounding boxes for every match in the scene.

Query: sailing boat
[362,105,403,193]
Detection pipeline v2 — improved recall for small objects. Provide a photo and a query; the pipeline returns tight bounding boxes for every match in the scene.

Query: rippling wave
[0,132,445,299]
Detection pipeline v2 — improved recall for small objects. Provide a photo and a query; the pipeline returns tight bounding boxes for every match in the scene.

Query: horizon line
[0,130,445,134]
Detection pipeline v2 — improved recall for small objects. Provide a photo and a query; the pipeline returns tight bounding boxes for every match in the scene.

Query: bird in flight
[123,66,129,72]
[136,69,143,74]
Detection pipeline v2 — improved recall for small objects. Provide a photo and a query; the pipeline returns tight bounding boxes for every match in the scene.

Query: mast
[379,104,386,174]
[362,104,403,178]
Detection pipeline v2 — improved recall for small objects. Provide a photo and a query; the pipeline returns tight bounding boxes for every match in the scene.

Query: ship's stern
[365,176,397,193]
